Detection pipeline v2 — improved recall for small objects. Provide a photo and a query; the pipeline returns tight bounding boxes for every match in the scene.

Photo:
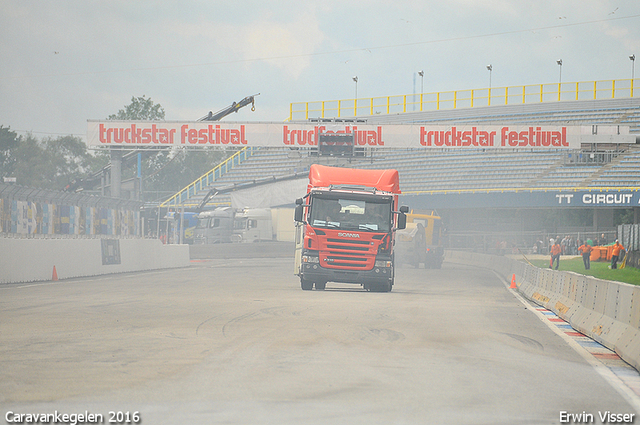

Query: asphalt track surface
[1,256,640,424]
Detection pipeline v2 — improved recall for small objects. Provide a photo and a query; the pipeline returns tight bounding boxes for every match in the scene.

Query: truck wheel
[369,282,391,292]
[314,281,326,290]
[301,278,313,291]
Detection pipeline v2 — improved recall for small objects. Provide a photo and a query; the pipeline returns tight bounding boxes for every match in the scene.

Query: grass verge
[526,256,640,286]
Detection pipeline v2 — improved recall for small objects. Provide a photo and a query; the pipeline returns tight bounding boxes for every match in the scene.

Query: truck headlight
[302,255,320,263]
[375,260,392,268]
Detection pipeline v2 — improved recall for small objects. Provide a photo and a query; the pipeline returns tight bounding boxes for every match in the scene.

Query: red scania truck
[294,164,408,292]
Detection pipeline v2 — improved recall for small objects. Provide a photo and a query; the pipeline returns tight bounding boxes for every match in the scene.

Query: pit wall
[0,238,190,284]
[446,250,640,372]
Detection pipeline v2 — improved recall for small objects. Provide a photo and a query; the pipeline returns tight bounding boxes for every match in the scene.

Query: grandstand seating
[359,97,640,135]
[589,149,640,187]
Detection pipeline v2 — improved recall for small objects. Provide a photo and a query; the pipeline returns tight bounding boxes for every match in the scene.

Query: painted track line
[493,270,640,413]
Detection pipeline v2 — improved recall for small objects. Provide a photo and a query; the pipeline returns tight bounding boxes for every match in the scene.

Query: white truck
[232,208,273,242]
[194,207,273,244]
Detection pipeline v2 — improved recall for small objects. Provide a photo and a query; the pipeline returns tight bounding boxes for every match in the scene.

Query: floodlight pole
[631,55,636,97]
[418,70,424,111]
[352,76,358,99]
[486,65,492,105]
[557,59,563,101]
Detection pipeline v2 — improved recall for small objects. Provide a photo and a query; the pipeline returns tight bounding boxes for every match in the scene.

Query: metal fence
[0,183,143,238]
[160,146,255,208]
[447,229,619,256]
[289,78,639,120]
[618,224,640,252]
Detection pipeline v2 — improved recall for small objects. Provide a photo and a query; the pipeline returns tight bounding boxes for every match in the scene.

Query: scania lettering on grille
[337,232,360,238]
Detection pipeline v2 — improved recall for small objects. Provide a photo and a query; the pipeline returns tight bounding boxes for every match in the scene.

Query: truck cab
[232,208,273,243]
[194,207,234,244]
[294,165,407,292]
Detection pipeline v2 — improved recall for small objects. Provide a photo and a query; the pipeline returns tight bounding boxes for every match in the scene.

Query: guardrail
[160,146,255,207]
[289,78,639,120]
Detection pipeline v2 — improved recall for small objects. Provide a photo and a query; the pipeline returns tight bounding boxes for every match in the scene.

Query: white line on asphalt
[493,270,640,413]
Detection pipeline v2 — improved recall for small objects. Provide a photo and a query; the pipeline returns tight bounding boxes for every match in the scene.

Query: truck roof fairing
[308,164,401,194]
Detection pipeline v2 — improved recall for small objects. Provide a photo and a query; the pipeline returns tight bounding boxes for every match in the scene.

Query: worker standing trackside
[610,240,626,269]
[550,239,562,270]
[578,241,593,270]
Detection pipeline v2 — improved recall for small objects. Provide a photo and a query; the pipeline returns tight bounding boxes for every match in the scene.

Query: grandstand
[163,95,640,208]
[154,80,640,249]
[352,97,640,133]
[162,80,640,234]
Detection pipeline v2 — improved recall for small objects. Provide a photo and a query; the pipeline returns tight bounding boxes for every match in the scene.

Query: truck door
[294,222,304,275]
[246,219,259,242]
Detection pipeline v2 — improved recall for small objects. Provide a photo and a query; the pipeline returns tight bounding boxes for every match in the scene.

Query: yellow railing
[289,78,638,121]
[159,146,255,208]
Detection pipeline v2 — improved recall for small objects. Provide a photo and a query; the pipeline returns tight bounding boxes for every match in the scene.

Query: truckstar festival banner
[87,121,632,150]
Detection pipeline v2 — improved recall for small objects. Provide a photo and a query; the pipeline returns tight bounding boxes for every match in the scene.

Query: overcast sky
[1,0,639,141]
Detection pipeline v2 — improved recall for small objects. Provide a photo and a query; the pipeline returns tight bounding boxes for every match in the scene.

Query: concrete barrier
[0,238,190,284]
[447,250,640,372]
[189,241,295,259]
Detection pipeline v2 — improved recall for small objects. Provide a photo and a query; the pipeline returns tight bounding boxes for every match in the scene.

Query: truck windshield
[197,217,221,228]
[309,196,392,232]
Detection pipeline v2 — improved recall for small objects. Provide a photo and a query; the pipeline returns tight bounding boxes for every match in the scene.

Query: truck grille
[320,237,375,270]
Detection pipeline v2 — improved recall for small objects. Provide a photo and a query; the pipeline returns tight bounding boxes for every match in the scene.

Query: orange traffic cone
[510,274,517,289]
[52,266,58,281]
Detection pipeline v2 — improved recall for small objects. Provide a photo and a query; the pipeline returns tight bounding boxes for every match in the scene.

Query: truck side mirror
[397,212,407,230]
[295,198,304,205]
[399,205,409,214]
[294,204,305,223]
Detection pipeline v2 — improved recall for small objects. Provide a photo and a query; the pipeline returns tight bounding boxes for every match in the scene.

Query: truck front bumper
[300,262,393,285]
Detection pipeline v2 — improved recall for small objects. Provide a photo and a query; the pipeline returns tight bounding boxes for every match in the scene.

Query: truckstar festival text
[89,122,584,149]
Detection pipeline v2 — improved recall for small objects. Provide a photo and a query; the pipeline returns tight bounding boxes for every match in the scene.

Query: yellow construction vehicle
[396,209,444,268]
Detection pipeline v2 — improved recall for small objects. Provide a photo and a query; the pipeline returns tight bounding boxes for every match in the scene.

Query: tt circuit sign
[555,192,636,206]
[87,121,634,149]
[403,190,640,210]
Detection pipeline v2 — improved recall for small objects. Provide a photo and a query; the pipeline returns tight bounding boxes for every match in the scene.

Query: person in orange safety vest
[610,240,626,269]
[578,242,593,270]
[550,239,562,270]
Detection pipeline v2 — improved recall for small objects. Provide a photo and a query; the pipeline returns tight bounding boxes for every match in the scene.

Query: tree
[108,95,165,121]
[105,96,234,201]
[141,147,234,200]
[9,134,104,189]
[0,125,19,178]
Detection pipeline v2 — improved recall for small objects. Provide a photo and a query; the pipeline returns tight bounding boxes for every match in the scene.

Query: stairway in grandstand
[162,97,640,208]
[160,146,314,208]
[587,148,640,187]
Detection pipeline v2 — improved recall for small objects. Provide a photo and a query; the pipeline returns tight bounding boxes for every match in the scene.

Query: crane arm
[198,94,260,121]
